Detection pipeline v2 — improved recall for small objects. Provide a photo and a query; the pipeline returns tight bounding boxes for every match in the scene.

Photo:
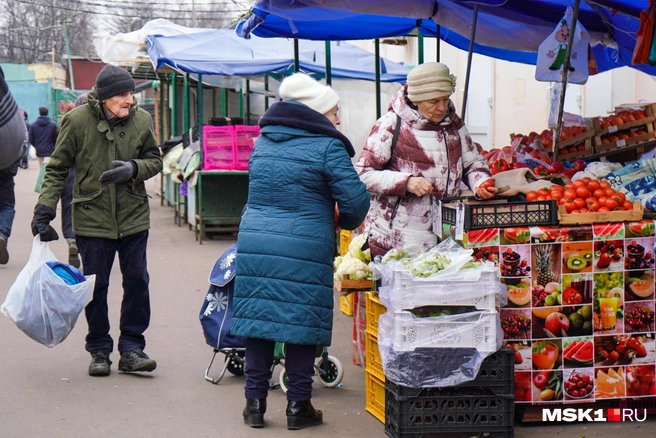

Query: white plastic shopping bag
[535,6,590,85]
[1,236,95,347]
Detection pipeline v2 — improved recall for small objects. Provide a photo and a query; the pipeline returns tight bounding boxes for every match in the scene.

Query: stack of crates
[339,230,353,316]
[202,125,261,171]
[364,292,387,423]
[384,348,514,438]
[367,262,514,437]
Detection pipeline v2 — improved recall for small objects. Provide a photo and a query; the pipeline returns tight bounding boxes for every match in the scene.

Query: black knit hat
[96,65,135,101]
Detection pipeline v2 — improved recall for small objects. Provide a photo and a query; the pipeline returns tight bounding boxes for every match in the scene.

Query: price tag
[455,203,465,241]
[616,139,626,148]
[608,125,618,133]
[432,197,443,238]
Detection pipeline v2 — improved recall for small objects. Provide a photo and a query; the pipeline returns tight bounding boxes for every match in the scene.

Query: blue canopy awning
[235,0,655,76]
[146,29,410,82]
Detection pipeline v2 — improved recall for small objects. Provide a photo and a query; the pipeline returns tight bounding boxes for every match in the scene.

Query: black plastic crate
[384,347,514,392]
[385,381,514,438]
[457,347,515,391]
[442,200,557,230]
[182,125,200,148]
[208,116,244,126]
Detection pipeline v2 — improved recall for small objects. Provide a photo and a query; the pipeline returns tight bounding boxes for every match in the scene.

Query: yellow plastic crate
[365,370,386,424]
[365,331,385,381]
[339,229,351,256]
[365,292,386,337]
[339,293,354,316]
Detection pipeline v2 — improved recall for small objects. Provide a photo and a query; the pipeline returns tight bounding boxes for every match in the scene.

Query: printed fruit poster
[466,220,656,404]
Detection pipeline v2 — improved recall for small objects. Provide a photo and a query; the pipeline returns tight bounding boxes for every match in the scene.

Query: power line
[11,0,247,18]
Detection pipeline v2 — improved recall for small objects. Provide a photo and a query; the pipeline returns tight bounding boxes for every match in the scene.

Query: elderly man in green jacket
[31,65,163,377]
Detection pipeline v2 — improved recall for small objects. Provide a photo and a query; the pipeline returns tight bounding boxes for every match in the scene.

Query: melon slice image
[572,340,593,363]
[629,280,654,298]
[507,287,531,306]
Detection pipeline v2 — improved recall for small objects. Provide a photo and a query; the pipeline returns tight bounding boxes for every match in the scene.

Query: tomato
[526,191,538,202]
[564,189,577,200]
[622,200,634,210]
[604,188,616,197]
[576,187,592,199]
[587,180,601,191]
[598,206,610,212]
[579,208,589,213]
[581,177,591,183]
[605,199,619,210]
[538,187,550,195]
[598,196,608,207]
[481,178,496,189]
[537,195,547,201]
[565,183,574,190]
[587,200,600,212]
[573,198,586,209]
[565,201,576,213]
[612,192,626,204]
[571,209,582,214]
[593,189,606,199]
[573,180,586,189]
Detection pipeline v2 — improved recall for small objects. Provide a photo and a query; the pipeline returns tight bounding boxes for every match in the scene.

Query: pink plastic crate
[203,125,233,170]
[233,125,260,170]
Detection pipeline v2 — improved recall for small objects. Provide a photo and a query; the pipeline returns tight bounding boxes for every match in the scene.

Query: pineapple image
[535,244,557,286]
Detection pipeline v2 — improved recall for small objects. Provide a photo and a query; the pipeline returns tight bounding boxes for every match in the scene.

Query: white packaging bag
[1,236,95,347]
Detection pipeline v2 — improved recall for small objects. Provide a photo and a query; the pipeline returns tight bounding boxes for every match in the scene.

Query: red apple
[544,311,570,336]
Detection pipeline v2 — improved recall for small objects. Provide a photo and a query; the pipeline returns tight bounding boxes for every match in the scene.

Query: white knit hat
[406,62,456,103]
[278,73,340,115]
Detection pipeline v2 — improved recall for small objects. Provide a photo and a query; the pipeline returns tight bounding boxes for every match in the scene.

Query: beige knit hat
[278,73,340,115]
[406,62,456,103]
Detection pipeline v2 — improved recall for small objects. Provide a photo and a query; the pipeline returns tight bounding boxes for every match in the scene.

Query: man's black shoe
[243,398,267,428]
[89,351,111,376]
[118,350,157,372]
[286,400,323,430]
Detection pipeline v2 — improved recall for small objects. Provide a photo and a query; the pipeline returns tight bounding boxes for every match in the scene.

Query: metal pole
[221,88,228,117]
[183,73,190,133]
[553,0,581,163]
[62,20,75,90]
[375,38,381,119]
[436,25,441,62]
[461,4,479,121]
[294,39,300,72]
[264,74,270,110]
[325,41,332,85]
[171,72,178,136]
[418,32,424,65]
[198,74,203,152]
[246,79,251,125]
[158,82,164,143]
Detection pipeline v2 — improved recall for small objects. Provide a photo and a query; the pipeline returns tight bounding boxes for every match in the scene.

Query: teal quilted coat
[231,102,370,346]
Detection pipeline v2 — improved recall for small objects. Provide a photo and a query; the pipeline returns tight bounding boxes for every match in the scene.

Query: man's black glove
[31,205,59,242]
[99,160,137,186]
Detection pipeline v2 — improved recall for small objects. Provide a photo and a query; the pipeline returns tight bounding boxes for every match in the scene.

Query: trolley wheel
[317,355,344,388]
[278,367,290,393]
[226,351,245,376]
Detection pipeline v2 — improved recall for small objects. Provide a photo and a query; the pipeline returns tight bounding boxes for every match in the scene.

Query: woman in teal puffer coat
[231,73,369,430]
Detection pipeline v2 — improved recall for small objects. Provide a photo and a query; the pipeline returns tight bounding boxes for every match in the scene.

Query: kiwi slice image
[566,255,587,270]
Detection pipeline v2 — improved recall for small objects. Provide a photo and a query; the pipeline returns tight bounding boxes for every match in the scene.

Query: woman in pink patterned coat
[355,62,497,258]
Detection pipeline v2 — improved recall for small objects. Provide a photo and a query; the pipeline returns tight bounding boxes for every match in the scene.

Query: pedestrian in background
[0,66,28,265]
[231,73,370,430]
[31,64,162,376]
[19,110,30,169]
[28,106,58,167]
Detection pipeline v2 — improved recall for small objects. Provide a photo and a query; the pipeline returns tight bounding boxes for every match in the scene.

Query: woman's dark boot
[243,398,266,428]
[286,400,323,430]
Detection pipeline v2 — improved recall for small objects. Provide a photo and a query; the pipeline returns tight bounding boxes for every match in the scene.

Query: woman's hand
[406,176,433,197]
[476,178,498,199]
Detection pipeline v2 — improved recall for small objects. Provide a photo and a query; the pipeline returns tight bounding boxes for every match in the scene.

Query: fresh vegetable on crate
[334,234,372,280]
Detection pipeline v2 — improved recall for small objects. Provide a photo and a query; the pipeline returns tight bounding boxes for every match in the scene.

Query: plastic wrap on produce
[377,309,503,388]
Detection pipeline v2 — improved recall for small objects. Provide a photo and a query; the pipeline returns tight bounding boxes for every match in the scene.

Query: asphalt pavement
[1,164,655,437]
